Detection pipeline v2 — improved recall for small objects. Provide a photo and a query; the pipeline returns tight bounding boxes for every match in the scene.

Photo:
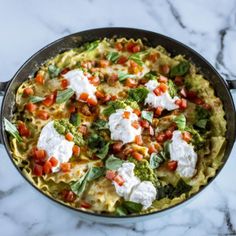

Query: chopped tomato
[159,75,168,83]
[202,103,211,110]
[175,98,187,110]
[115,42,123,51]
[60,163,71,172]
[133,109,141,117]
[193,97,204,105]
[23,87,34,97]
[160,64,170,75]
[122,111,130,119]
[72,145,80,156]
[95,90,105,99]
[112,142,123,153]
[114,175,125,186]
[148,52,160,63]
[42,94,55,107]
[182,131,192,143]
[117,56,128,65]
[148,144,157,154]
[79,93,89,101]
[139,119,149,128]
[61,79,69,89]
[126,42,137,52]
[61,190,76,202]
[134,135,143,145]
[68,104,76,113]
[35,74,44,84]
[156,132,166,143]
[130,60,138,68]
[80,201,91,209]
[18,121,30,137]
[165,129,173,139]
[107,74,118,84]
[49,157,58,167]
[102,94,111,103]
[149,126,154,136]
[174,76,184,86]
[88,76,100,85]
[110,95,117,101]
[180,88,187,97]
[153,87,161,96]
[34,149,46,161]
[65,132,73,141]
[132,45,140,53]
[60,68,70,75]
[36,110,49,120]
[159,83,168,92]
[132,151,143,161]
[131,120,140,129]
[43,160,52,174]
[78,125,88,135]
[125,78,137,88]
[186,90,197,99]
[87,98,98,106]
[167,160,178,171]
[106,170,117,180]
[155,106,163,116]
[25,102,37,113]
[100,59,109,68]
[33,164,43,176]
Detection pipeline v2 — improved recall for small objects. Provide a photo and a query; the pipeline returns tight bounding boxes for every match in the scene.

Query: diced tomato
[154,87,161,96]
[78,125,88,135]
[68,104,76,113]
[134,135,143,145]
[139,119,149,128]
[180,88,187,98]
[132,151,143,161]
[34,149,46,161]
[159,83,168,93]
[130,60,138,68]
[156,132,166,143]
[100,59,109,68]
[125,78,137,88]
[112,142,123,153]
[159,75,168,83]
[123,148,133,156]
[122,111,130,119]
[148,52,160,63]
[102,94,111,103]
[18,121,30,137]
[165,129,173,139]
[23,87,34,97]
[155,106,163,116]
[174,76,184,86]
[167,160,178,171]
[36,110,49,120]
[160,64,170,75]
[25,102,37,113]
[132,45,141,53]
[193,97,204,105]
[65,132,73,141]
[175,98,187,110]
[80,201,91,209]
[149,126,154,136]
[114,174,125,186]
[79,93,89,101]
[43,160,52,174]
[61,190,76,202]
[106,170,117,180]
[126,42,136,52]
[60,163,71,172]
[110,95,117,101]
[95,90,105,99]
[148,144,157,154]
[60,68,70,75]
[107,74,118,84]
[186,90,197,99]
[72,145,80,156]
[133,109,141,117]
[42,94,55,107]
[61,79,69,89]
[33,164,43,176]
[115,42,123,51]
[202,103,211,110]
[182,131,192,143]
[131,120,140,129]
[117,56,128,65]
[87,98,98,106]
[88,76,100,85]
[35,74,44,85]
[49,156,58,167]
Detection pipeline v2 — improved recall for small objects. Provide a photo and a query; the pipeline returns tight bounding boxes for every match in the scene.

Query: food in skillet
[4,38,226,215]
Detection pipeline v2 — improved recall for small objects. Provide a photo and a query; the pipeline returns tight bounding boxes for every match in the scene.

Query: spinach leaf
[102,100,127,116]
[105,155,124,170]
[69,113,81,127]
[107,52,119,63]
[172,178,192,197]
[86,167,105,181]
[3,118,22,142]
[144,71,157,80]
[195,119,208,129]
[56,88,74,104]
[48,64,60,79]
[168,80,177,98]
[96,142,110,159]
[141,111,153,123]
[29,96,45,103]
[115,206,128,216]
[123,201,143,213]
[173,114,186,130]
[91,119,108,130]
[194,106,210,129]
[149,153,163,169]
[128,87,149,103]
[117,71,136,82]
[83,40,100,51]
[170,61,190,77]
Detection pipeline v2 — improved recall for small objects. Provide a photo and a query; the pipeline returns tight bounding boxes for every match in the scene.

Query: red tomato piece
[182,131,192,143]
[106,170,117,180]
[23,87,34,97]
[133,109,141,117]
[159,83,168,93]
[87,98,98,106]
[117,56,128,65]
[154,87,161,96]
[131,120,140,129]
[160,64,170,75]
[79,93,89,101]
[60,68,70,75]
[95,90,105,99]
[62,190,76,202]
[132,45,140,53]
[36,110,49,120]
[43,160,52,174]
[65,133,73,141]
[60,163,71,172]
[42,94,55,107]
[61,79,69,89]
[34,149,46,161]
[125,78,137,88]
[132,151,143,161]
[115,42,123,51]
[148,144,157,154]
[122,111,130,119]
[80,201,91,209]
[68,104,76,113]
[100,59,109,68]
[139,119,149,128]
[49,156,58,167]
[18,121,30,137]
[25,102,37,113]
[112,142,123,153]
[33,164,43,176]
[72,145,80,156]
[88,76,100,85]
[159,75,168,83]
[156,132,166,143]
[134,135,143,145]
[35,74,44,84]
[155,106,163,116]
[114,175,125,186]
[167,160,178,171]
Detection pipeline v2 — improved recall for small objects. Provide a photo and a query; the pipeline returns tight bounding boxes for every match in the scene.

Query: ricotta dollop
[108,108,141,144]
[169,131,198,178]
[37,121,74,173]
[63,69,97,101]
[113,162,157,209]
[144,80,179,110]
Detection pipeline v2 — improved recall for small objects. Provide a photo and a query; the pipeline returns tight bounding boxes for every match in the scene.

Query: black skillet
[0,28,235,223]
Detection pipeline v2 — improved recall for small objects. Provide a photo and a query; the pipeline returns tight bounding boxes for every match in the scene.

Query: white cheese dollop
[63,69,97,101]
[144,80,179,111]
[108,108,141,144]
[113,162,157,209]
[37,121,74,173]
[169,131,198,178]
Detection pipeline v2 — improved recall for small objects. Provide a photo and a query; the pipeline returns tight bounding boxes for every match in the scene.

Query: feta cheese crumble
[108,108,141,144]
[63,69,97,101]
[144,80,179,110]
[169,131,198,178]
[37,121,74,173]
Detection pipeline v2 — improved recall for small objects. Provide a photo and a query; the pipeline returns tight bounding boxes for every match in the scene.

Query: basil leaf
[91,119,108,130]
[103,100,126,116]
[87,167,105,181]
[70,171,89,196]
[96,142,110,159]
[163,140,171,159]
[170,61,190,77]
[123,201,143,213]
[129,51,148,66]
[156,184,175,200]
[117,71,136,82]
[83,40,100,51]
[105,155,124,170]
[173,114,186,130]
[128,87,149,103]
[141,111,153,123]
[168,80,177,98]
[172,179,192,197]
[56,88,74,104]
[195,119,208,129]
[115,206,128,216]
[149,153,163,169]
[3,118,22,142]
[145,71,157,80]
[48,64,60,79]
[194,106,210,129]
[107,52,119,63]
[29,96,45,103]
[69,113,81,127]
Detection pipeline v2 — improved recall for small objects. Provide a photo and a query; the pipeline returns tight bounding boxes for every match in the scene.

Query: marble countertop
[0,0,236,235]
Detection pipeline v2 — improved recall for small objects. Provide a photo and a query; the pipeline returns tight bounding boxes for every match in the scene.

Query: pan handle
[226,79,236,91]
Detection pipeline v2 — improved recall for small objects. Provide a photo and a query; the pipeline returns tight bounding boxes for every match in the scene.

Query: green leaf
[29,96,45,103]
[96,142,110,159]
[48,64,60,79]
[56,88,74,104]
[163,140,171,159]
[173,114,186,130]
[194,105,210,129]
[83,40,100,51]
[102,100,126,116]
[91,119,108,130]
[107,52,119,63]
[117,71,136,82]
[128,87,149,103]
[141,111,153,123]
[3,118,22,142]
[87,167,105,181]
[170,61,190,77]
[195,119,208,129]
[149,153,163,169]
[123,201,143,213]
[129,51,149,66]
[172,179,192,197]
[168,80,177,98]
[144,71,157,80]
[69,113,81,127]
[115,206,128,216]
[105,155,124,170]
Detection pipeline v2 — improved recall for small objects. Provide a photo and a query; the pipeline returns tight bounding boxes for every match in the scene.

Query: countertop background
[0,0,236,235]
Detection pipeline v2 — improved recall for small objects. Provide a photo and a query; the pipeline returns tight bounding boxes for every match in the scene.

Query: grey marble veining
[0,0,236,235]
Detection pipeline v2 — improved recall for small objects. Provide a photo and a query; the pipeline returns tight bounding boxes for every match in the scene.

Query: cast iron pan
[0,28,236,223]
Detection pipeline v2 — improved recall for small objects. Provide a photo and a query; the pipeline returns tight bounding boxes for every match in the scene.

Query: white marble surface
[0,0,236,235]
